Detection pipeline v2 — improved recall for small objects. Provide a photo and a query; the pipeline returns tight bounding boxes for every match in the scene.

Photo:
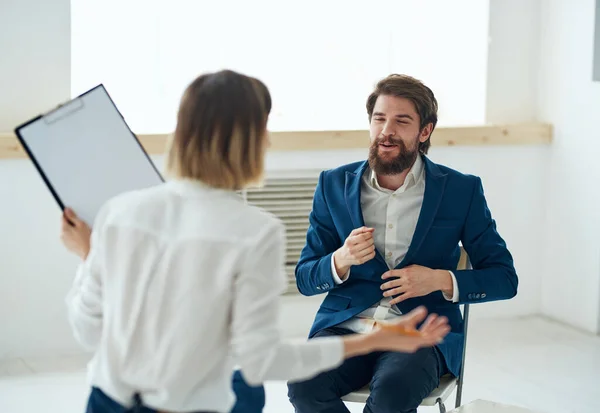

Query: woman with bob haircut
[60,69,450,413]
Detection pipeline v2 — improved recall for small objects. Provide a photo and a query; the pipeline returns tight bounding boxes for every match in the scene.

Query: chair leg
[437,398,447,413]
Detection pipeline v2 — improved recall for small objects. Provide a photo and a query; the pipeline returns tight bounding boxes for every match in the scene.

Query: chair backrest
[455,246,471,408]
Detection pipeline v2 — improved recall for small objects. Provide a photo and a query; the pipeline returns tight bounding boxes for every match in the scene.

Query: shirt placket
[372,193,397,324]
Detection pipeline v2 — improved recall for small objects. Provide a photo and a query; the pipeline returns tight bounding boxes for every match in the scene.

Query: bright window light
[71,0,490,133]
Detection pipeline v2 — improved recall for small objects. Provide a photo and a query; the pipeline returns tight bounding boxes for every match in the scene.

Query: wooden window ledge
[0,122,552,159]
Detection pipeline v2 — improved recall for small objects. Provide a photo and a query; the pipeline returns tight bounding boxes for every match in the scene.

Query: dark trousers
[287,327,448,413]
[85,371,264,413]
[230,370,265,413]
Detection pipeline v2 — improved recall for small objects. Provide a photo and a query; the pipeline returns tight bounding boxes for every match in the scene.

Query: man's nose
[381,123,395,137]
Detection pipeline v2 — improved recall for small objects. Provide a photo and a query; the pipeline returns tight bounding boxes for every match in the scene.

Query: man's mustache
[374,136,403,146]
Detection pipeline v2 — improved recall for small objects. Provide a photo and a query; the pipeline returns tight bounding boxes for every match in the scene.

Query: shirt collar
[166,178,243,200]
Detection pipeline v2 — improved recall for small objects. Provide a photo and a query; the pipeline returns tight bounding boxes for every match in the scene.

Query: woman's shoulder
[234,202,285,237]
[104,183,166,209]
[93,184,169,225]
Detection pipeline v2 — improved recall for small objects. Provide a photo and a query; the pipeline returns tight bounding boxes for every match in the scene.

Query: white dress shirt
[331,156,459,333]
[66,179,344,413]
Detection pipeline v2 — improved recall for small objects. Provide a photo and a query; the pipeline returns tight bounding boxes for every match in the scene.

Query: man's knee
[366,374,426,413]
[287,373,337,406]
[365,347,443,413]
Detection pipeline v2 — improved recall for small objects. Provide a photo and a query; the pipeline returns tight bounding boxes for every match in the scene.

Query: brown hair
[165,70,271,190]
[366,74,438,154]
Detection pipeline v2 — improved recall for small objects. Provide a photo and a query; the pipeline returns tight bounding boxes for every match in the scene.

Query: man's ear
[419,123,433,143]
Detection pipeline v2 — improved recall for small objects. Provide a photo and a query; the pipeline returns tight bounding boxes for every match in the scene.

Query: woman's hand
[60,208,92,260]
[368,306,450,353]
[342,306,451,359]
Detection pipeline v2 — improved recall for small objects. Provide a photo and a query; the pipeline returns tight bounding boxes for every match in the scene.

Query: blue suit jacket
[295,156,518,377]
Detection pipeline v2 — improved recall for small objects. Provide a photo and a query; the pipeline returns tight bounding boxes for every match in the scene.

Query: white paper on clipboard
[14,84,164,226]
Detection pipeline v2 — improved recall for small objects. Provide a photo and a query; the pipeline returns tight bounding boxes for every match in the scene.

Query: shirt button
[388,224,393,229]
[386,252,392,258]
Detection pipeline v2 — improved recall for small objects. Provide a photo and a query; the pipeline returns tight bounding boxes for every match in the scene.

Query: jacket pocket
[320,294,351,311]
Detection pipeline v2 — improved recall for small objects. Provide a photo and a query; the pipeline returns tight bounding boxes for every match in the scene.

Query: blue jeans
[85,371,264,412]
[287,327,448,413]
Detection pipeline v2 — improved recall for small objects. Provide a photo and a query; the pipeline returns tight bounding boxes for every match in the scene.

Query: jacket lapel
[344,162,368,229]
[399,156,448,267]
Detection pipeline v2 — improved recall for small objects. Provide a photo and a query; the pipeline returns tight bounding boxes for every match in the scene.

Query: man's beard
[368,135,420,176]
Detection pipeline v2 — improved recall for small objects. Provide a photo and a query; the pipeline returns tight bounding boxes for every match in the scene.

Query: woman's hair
[165,69,271,190]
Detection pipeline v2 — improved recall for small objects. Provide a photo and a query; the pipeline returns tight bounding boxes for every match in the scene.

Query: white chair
[341,247,472,413]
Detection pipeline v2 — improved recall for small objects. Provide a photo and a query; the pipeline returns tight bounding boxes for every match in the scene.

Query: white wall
[0,0,77,359]
[0,0,563,360]
[537,0,600,334]
[0,0,71,129]
[485,0,541,124]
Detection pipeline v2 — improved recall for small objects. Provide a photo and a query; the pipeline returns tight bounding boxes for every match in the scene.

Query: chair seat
[341,375,457,406]
[341,386,371,403]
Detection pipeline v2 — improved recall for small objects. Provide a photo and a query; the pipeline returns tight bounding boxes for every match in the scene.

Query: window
[71,0,490,134]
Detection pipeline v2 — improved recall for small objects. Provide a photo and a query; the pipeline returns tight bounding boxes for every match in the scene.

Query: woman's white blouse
[65,179,344,412]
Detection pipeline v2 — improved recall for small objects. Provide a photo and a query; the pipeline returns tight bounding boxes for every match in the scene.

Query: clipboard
[14,84,164,226]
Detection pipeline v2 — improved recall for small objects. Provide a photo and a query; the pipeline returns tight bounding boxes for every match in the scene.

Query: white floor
[1,316,599,413]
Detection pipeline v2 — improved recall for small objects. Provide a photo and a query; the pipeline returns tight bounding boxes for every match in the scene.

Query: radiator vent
[243,171,322,294]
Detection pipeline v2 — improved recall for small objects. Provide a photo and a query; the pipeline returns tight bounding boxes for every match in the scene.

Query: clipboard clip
[43,98,85,125]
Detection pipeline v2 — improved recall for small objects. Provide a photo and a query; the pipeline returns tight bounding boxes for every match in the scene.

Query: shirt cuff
[331,254,350,285]
[442,271,459,302]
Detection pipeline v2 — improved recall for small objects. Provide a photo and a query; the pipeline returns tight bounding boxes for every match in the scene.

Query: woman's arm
[61,207,106,350]
[230,219,449,385]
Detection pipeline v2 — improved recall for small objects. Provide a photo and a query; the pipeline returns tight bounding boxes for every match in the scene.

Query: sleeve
[295,171,344,295]
[230,219,344,386]
[453,177,519,304]
[64,205,110,350]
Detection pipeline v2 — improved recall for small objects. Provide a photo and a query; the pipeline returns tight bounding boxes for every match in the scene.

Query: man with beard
[287,74,518,413]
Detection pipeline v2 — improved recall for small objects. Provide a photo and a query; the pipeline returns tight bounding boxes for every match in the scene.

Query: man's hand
[332,227,376,278]
[381,265,453,305]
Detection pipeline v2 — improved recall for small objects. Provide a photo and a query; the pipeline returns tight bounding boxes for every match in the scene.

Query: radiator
[242,170,322,294]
